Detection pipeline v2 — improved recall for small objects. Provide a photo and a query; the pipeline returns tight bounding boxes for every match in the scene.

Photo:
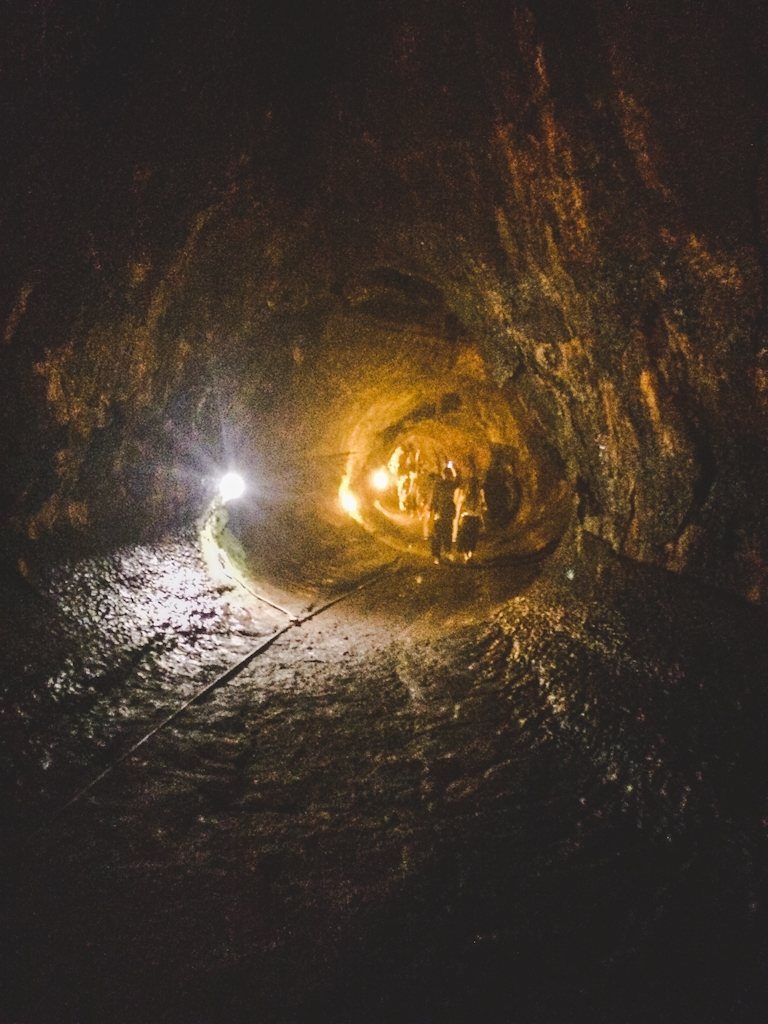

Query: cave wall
[323,0,768,598]
[2,0,767,599]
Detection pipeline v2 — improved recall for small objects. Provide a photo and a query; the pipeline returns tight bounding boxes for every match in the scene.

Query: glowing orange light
[341,490,358,514]
[372,468,389,491]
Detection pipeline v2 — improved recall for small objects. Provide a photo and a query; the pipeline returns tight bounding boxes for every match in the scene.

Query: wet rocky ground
[1,530,767,1023]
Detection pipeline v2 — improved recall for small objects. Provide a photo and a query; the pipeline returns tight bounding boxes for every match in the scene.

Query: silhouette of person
[429,465,457,562]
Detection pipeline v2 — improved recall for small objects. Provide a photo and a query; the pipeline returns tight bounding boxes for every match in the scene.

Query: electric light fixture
[219,472,245,502]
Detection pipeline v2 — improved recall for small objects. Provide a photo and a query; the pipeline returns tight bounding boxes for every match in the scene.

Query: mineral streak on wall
[1,0,767,599]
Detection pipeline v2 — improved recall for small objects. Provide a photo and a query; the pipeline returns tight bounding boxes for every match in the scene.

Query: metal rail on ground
[33,561,399,838]
[218,564,300,621]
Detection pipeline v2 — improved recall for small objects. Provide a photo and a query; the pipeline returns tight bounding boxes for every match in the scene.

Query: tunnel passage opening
[349,417,524,560]
[213,276,574,597]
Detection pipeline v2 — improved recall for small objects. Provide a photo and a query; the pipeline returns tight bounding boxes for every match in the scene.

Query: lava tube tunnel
[207,285,573,604]
[2,3,768,1023]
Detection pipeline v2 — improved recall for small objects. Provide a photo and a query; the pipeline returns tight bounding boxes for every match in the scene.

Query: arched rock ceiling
[2,0,768,599]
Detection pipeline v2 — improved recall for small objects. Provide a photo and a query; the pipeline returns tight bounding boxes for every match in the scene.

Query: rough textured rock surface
[2,534,767,1023]
[2,3,768,1023]
[2,0,768,598]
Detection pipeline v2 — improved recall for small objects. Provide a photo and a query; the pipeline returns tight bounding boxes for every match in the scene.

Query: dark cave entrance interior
[2,2,768,1022]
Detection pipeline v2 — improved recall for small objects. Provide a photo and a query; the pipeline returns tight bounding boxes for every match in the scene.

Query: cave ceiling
[2,0,768,600]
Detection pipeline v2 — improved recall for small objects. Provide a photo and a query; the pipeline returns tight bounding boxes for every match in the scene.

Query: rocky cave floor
[1,529,767,1023]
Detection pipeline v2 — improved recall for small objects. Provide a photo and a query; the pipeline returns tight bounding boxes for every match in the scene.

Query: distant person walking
[429,466,457,563]
[455,457,485,562]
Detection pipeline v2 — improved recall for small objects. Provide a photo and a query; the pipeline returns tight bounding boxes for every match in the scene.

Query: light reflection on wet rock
[2,535,767,1023]
[3,535,277,821]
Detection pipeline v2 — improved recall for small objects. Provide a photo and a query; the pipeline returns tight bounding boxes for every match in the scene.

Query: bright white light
[372,468,389,491]
[219,472,245,502]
